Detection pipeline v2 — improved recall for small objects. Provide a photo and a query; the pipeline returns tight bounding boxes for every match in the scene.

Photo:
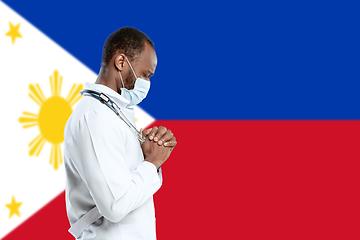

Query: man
[63,27,177,240]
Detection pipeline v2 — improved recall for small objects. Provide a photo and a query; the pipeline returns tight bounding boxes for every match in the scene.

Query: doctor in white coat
[63,27,177,240]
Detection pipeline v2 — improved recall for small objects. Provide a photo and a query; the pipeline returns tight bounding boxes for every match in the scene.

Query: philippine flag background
[1,0,360,239]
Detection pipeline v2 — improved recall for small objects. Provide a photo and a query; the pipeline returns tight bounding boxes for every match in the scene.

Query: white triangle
[0,2,155,237]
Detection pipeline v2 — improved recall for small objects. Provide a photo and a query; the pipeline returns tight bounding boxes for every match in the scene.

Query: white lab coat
[63,82,163,240]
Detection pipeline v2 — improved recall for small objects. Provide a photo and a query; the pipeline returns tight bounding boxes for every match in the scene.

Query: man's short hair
[101,27,154,66]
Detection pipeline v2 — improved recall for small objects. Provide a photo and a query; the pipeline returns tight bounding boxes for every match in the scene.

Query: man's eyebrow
[147,70,154,77]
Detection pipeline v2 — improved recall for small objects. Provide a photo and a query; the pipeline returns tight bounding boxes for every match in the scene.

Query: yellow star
[5,195,23,218]
[5,22,23,45]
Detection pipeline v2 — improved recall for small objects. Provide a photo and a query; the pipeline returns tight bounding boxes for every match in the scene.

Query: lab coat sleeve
[70,110,162,223]
[157,167,163,185]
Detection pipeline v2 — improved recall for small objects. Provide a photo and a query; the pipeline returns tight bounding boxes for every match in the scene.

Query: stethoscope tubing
[79,89,146,145]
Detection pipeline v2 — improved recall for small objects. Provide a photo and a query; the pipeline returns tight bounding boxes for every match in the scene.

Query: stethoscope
[79,89,146,145]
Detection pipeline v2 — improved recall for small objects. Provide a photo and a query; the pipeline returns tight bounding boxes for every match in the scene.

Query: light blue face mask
[118,56,151,107]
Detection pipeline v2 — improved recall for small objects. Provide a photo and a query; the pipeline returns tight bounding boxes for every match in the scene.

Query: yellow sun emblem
[18,70,83,170]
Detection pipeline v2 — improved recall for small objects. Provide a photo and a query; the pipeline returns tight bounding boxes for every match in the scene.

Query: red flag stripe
[3,120,360,239]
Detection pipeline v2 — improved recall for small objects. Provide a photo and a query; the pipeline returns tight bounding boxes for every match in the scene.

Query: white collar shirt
[64,82,162,240]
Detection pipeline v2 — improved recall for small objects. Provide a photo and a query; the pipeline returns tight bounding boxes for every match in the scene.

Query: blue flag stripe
[3,0,360,119]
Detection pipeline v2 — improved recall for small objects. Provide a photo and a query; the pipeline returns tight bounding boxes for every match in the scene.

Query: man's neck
[95,67,119,94]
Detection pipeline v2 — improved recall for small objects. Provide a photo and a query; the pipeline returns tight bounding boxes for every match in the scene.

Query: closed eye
[143,70,154,79]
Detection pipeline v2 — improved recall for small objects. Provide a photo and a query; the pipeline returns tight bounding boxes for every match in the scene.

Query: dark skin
[95,41,177,169]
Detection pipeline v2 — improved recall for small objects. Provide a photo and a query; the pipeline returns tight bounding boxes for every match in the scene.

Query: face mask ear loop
[125,56,138,80]
[118,70,125,88]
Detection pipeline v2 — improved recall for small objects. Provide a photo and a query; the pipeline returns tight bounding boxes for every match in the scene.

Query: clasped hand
[139,126,177,169]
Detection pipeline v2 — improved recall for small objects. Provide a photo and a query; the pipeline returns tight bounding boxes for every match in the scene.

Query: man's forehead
[136,42,157,70]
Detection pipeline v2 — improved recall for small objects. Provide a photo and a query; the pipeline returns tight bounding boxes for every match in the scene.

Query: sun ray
[50,144,62,170]
[66,84,77,102]
[50,144,54,165]
[55,144,62,169]
[28,93,42,106]
[22,123,38,129]
[19,117,37,123]
[29,134,41,147]
[57,144,63,165]
[34,138,46,157]
[67,83,83,106]
[50,70,62,96]
[50,75,54,96]
[19,112,38,128]
[29,83,46,106]
[35,83,46,100]
[22,111,38,117]
[19,114,38,121]
[58,75,63,96]
[29,134,46,156]
[29,84,46,102]
[69,93,82,107]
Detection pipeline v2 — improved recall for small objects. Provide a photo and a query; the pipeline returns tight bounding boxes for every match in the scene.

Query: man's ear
[115,54,125,71]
